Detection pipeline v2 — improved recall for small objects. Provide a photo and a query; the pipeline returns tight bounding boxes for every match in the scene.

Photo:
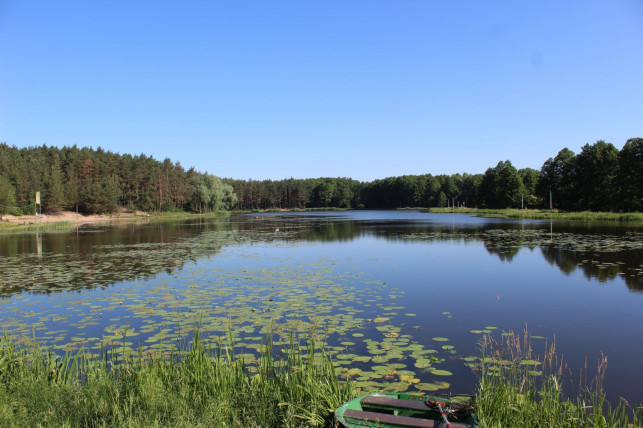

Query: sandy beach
[1,210,149,226]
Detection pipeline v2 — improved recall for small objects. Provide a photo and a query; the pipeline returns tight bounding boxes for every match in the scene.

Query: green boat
[335,392,478,428]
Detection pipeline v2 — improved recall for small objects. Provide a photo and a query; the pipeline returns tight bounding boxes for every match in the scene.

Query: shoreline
[0,210,151,232]
[2,207,641,233]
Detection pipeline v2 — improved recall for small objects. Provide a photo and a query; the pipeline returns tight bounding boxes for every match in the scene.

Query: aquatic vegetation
[474,329,642,427]
[0,331,353,427]
[2,212,642,408]
[0,228,461,395]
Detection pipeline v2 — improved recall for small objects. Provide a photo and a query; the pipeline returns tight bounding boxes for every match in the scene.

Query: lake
[1,211,642,404]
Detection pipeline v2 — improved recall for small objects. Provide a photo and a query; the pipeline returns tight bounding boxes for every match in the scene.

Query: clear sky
[1,1,642,182]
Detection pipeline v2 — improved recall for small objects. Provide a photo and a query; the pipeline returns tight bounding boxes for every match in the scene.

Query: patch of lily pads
[1,217,590,396]
[0,229,475,395]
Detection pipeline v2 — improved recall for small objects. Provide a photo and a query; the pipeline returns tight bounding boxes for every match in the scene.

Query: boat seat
[361,395,433,412]
[343,409,472,428]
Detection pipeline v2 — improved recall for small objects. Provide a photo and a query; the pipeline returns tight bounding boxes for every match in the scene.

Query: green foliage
[536,140,640,212]
[574,140,619,211]
[190,173,236,213]
[0,144,234,215]
[1,330,641,426]
[537,147,576,210]
[518,168,540,207]
[0,176,17,219]
[0,332,353,427]
[479,161,525,208]
[475,330,641,427]
[1,136,641,215]
[43,165,66,212]
[617,138,643,211]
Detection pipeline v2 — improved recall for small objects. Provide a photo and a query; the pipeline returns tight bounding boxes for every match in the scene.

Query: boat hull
[335,392,478,428]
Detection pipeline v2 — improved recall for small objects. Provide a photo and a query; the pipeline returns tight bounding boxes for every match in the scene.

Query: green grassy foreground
[0,333,352,427]
[430,207,643,223]
[1,332,641,427]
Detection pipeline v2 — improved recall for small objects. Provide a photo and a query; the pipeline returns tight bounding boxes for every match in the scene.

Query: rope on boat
[426,400,452,428]
[425,394,476,427]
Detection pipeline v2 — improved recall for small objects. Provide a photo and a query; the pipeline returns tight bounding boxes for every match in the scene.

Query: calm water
[1,211,642,403]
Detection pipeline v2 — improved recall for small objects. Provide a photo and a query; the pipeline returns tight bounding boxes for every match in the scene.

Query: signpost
[35,191,41,221]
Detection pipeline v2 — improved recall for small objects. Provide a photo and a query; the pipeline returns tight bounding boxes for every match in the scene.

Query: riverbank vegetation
[225,138,642,213]
[1,137,641,218]
[475,329,642,427]
[0,332,640,427]
[430,208,643,223]
[0,333,353,427]
[0,144,237,218]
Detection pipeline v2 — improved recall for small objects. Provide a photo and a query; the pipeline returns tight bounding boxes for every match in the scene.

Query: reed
[0,332,353,427]
[474,328,642,427]
[2,329,641,426]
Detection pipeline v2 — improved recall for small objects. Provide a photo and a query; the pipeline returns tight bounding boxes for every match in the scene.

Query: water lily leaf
[416,381,450,391]
[429,369,453,376]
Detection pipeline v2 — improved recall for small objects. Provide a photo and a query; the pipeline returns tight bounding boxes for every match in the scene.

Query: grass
[475,328,642,427]
[0,211,233,234]
[0,332,353,427]
[0,220,76,234]
[429,207,643,223]
[244,207,350,213]
[1,330,642,427]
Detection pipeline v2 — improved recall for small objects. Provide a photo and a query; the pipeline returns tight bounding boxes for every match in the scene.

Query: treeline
[226,138,641,212]
[0,144,236,216]
[222,177,362,210]
[1,138,641,216]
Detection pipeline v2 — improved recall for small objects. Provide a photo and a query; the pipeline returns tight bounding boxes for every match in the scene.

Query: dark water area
[1,211,642,404]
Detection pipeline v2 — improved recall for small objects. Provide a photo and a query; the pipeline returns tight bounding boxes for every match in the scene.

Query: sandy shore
[1,210,149,226]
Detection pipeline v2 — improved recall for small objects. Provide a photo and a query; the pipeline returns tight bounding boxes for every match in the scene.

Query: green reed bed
[474,329,642,427]
[3,330,642,427]
[0,332,353,427]
[430,207,643,223]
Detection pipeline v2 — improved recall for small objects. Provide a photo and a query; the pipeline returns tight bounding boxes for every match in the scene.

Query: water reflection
[0,212,641,297]
[0,219,235,296]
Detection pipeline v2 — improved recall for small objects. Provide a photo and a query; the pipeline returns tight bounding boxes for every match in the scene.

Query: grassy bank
[0,211,232,234]
[1,332,641,427]
[0,333,352,427]
[429,207,643,223]
[0,220,76,234]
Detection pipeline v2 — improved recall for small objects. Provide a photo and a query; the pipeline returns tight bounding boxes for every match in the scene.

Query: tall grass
[0,332,353,427]
[3,329,642,426]
[475,328,642,427]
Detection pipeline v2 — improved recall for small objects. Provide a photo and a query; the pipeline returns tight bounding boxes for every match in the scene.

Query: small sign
[35,191,41,204]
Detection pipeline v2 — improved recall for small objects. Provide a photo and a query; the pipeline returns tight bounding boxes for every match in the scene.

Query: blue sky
[1,1,642,181]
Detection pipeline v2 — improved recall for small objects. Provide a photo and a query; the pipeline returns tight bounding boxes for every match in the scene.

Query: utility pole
[549,191,553,210]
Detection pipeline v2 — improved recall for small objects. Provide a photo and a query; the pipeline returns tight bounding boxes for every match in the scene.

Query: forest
[0,138,641,217]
